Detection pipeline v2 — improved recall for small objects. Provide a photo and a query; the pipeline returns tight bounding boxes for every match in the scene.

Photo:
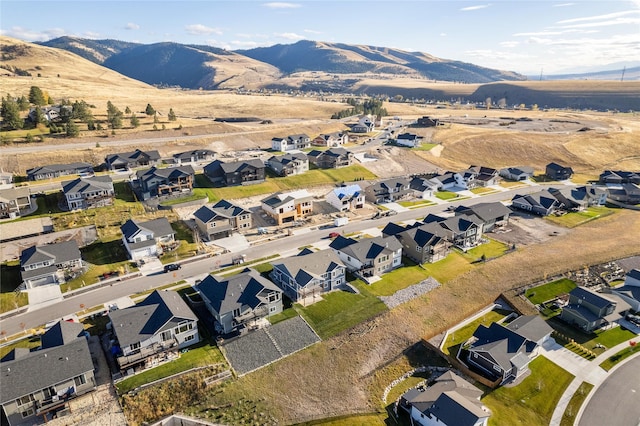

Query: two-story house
[20,241,82,288]
[265,153,309,177]
[108,290,200,373]
[599,170,640,185]
[454,202,512,233]
[326,184,365,212]
[429,172,467,191]
[120,218,175,261]
[511,190,561,216]
[560,286,630,332]
[409,175,440,199]
[437,215,484,250]
[395,133,422,148]
[0,187,33,219]
[329,235,402,281]
[499,166,534,181]
[364,178,412,204]
[105,149,161,171]
[351,115,375,133]
[271,134,311,151]
[464,316,552,384]
[545,162,574,181]
[0,321,95,426]
[312,132,348,147]
[203,159,266,186]
[610,269,640,312]
[395,222,451,265]
[462,166,500,188]
[261,190,313,225]
[307,148,354,169]
[193,200,252,241]
[172,149,216,165]
[135,165,195,200]
[27,163,94,181]
[270,249,346,302]
[62,176,114,210]
[197,268,283,334]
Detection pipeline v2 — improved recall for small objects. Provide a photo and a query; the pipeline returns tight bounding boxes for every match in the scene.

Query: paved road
[578,355,640,426]
[0,183,565,337]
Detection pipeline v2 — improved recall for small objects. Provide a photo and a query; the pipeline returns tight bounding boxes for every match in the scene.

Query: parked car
[164,263,181,273]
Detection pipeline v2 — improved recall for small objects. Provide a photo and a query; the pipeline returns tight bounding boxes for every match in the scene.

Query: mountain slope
[237,40,525,83]
[39,36,139,63]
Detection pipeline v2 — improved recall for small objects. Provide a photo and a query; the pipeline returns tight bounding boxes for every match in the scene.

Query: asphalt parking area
[220,316,320,376]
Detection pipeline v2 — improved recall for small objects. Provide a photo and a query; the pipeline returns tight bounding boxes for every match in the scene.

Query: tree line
[330,97,388,119]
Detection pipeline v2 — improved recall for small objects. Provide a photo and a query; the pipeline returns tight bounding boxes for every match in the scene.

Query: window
[16,394,35,407]
[74,374,86,386]
[178,322,193,334]
[21,408,35,418]
[130,342,140,351]
[269,306,277,313]
[184,334,195,342]
[416,246,422,252]
[161,330,172,341]
[492,364,502,372]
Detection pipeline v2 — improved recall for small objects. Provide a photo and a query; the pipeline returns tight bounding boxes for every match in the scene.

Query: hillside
[39,36,139,63]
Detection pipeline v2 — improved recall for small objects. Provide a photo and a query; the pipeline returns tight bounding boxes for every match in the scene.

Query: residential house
[410,175,439,199]
[120,218,175,261]
[399,370,490,426]
[606,183,640,205]
[463,166,500,188]
[511,190,561,216]
[0,172,14,187]
[261,190,313,225]
[351,115,376,133]
[62,176,114,210]
[395,133,422,148]
[203,159,265,186]
[197,268,283,334]
[307,148,354,169]
[560,286,630,332]
[454,202,511,232]
[416,116,441,127]
[27,105,72,123]
[545,162,574,181]
[396,222,451,264]
[429,172,467,191]
[0,321,95,426]
[312,132,348,147]
[193,200,252,241]
[108,290,199,373]
[438,215,484,250]
[0,187,32,219]
[329,235,402,280]
[326,184,365,212]
[27,163,93,181]
[270,249,346,302]
[105,149,161,171]
[135,165,195,200]
[553,185,607,208]
[365,178,412,204]
[271,134,311,151]
[610,269,640,312]
[265,152,309,177]
[172,149,215,165]
[599,170,640,185]
[465,316,552,384]
[499,166,534,181]
[20,241,82,289]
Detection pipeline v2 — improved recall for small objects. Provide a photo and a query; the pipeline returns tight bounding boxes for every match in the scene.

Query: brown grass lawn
[155,209,640,424]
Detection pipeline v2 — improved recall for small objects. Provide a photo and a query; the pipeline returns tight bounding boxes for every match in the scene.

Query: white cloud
[553,3,575,7]
[275,32,305,40]
[83,31,101,39]
[0,26,66,42]
[499,41,519,48]
[262,2,301,9]
[556,10,639,24]
[185,24,222,36]
[125,22,140,30]
[304,29,322,34]
[460,4,491,11]
[558,16,640,29]
[440,33,447,37]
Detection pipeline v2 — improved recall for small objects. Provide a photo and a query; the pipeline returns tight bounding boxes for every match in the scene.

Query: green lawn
[295,413,387,426]
[159,193,207,206]
[0,335,42,359]
[64,260,136,292]
[560,382,594,426]
[368,260,431,297]
[546,317,636,353]
[397,200,435,208]
[470,187,497,195]
[114,340,225,394]
[458,238,509,263]
[296,279,387,339]
[483,356,575,426]
[435,191,460,200]
[411,143,437,151]
[0,261,29,313]
[525,278,577,305]
[419,252,473,284]
[442,310,507,356]
[500,181,528,188]
[600,342,640,371]
[545,206,615,228]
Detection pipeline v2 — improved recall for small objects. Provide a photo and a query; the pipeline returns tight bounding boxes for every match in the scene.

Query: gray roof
[172,149,215,160]
[197,268,282,315]
[136,165,195,181]
[62,176,113,195]
[501,166,534,176]
[120,217,174,241]
[27,162,93,177]
[626,268,640,282]
[105,149,160,166]
[505,315,552,344]
[512,190,559,210]
[469,322,535,372]
[0,186,31,202]
[569,286,614,309]
[439,215,483,234]
[0,337,94,404]
[109,290,197,348]
[612,285,640,301]
[329,235,402,263]
[455,202,512,223]
[429,391,489,426]
[267,152,308,166]
[220,159,265,173]
[272,249,344,287]
[399,224,447,247]
[41,320,85,349]
[193,199,250,223]
[20,240,81,269]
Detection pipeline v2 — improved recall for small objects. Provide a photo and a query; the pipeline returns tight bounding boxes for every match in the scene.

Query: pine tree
[32,106,46,124]
[106,101,123,129]
[28,86,46,106]
[130,114,140,128]
[17,96,29,111]
[145,103,156,116]
[1,94,23,130]
[168,108,177,121]
[66,121,79,137]
[125,106,131,114]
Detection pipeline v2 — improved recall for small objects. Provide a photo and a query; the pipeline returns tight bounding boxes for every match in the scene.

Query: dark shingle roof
[329,235,402,263]
[20,241,81,268]
[272,250,344,287]
[469,322,533,371]
[41,321,85,349]
[136,165,195,181]
[62,176,113,195]
[172,149,215,160]
[455,202,512,222]
[429,391,488,426]
[569,286,614,309]
[105,149,160,166]
[27,162,93,177]
[193,200,249,223]
[120,218,174,241]
[505,315,552,344]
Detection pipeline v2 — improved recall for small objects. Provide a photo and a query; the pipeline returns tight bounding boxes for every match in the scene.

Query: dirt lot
[490,212,569,247]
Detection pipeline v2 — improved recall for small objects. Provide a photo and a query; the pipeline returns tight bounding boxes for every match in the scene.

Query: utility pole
[621,65,626,82]
[539,68,543,81]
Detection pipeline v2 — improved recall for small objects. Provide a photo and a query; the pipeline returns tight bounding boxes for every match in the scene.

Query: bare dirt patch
[490,213,569,247]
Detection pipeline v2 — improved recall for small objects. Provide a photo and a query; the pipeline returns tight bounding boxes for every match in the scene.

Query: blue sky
[1,0,639,75]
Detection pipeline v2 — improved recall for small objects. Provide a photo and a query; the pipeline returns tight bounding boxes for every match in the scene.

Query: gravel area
[266,316,320,356]
[379,277,441,309]
[221,317,320,376]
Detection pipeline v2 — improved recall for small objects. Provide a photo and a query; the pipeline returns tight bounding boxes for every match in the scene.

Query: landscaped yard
[458,238,509,263]
[434,191,460,201]
[546,316,636,353]
[397,200,435,208]
[411,143,437,151]
[442,310,507,356]
[295,279,387,339]
[599,341,639,371]
[115,340,225,394]
[0,261,29,313]
[482,356,574,426]
[560,382,593,426]
[367,260,431,297]
[470,187,497,195]
[419,252,473,284]
[525,278,577,305]
[545,206,615,228]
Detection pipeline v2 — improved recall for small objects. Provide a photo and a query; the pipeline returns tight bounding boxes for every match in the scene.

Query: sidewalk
[548,336,639,425]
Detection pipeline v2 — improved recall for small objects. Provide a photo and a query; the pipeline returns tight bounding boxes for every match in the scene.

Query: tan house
[261,190,313,225]
[312,132,349,147]
[0,187,32,219]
